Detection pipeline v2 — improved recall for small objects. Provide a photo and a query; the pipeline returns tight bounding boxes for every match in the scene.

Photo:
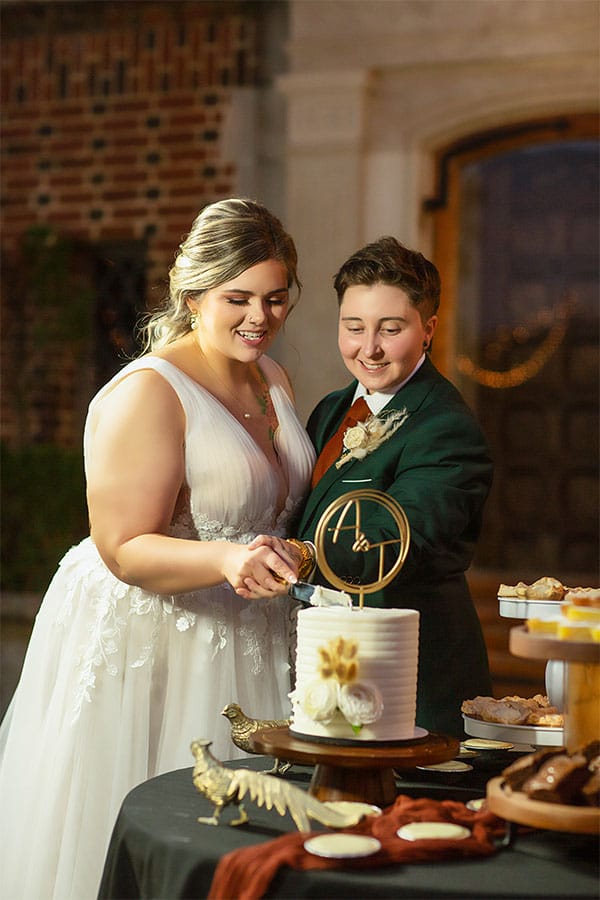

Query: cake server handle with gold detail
[288,581,353,608]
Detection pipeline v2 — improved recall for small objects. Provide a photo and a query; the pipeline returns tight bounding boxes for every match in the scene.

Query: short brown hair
[333,236,440,320]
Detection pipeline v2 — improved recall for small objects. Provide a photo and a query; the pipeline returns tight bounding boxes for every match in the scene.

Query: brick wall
[1,1,266,447]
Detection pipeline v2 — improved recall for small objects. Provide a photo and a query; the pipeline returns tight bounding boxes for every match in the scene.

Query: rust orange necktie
[310,396,370,487]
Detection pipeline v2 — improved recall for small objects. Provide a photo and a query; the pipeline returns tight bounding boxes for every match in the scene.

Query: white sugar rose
[337,681,383,728]
[337,408,409,469]
[299,678,339,722]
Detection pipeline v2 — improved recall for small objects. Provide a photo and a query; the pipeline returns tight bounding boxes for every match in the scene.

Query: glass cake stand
[249,727,459,807]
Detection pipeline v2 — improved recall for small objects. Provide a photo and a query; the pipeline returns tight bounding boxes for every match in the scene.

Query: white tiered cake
[290,606,421,742]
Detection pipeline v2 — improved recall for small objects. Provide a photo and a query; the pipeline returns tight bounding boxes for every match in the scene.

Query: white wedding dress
[0,355,315,900]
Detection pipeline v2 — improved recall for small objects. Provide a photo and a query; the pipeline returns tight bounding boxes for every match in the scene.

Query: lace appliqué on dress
[56,542,194,723]
[238,602,271,676]
[61,488,304,722]
[187,495,304,544]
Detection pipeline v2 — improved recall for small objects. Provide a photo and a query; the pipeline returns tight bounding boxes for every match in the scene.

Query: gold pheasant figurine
[191,739,366,830]
[221,702,292,774]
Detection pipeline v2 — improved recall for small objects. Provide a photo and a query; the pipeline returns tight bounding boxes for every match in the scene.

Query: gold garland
[456,299,573,389]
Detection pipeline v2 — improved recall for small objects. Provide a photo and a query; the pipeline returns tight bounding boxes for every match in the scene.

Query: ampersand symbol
[352,533,371,552]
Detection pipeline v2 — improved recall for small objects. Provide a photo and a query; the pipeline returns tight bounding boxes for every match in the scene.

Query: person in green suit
[294,236,493,738]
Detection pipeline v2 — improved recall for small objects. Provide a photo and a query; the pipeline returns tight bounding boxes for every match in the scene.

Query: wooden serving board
[487,776,600,834]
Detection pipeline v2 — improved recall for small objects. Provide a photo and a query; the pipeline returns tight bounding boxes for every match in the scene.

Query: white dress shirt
[352,353,426,414]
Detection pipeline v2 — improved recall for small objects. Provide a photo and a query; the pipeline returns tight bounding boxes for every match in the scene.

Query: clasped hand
[224,535,302,600]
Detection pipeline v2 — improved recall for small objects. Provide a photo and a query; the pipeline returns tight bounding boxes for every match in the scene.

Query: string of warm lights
[456,298,573,389]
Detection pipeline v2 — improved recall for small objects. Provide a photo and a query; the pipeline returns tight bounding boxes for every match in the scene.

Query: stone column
[276,69,372,421]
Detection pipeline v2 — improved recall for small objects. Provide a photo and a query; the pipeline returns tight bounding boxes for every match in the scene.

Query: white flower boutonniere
[336,407,409,469]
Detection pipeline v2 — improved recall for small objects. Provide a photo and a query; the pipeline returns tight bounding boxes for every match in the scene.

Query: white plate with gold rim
[323,800,382,818]
[416,760,473,774]
[304,834,382,858]
[397,822,471,841]
[462,738,514,751]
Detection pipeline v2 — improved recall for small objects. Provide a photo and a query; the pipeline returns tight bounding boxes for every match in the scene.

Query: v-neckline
[148,356,290,512]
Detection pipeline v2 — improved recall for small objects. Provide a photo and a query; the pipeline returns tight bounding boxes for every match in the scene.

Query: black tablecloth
[98,756,599,899]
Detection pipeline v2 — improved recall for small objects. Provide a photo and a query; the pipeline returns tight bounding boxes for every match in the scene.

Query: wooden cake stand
[509,625,599,751]
[249,727,459,807]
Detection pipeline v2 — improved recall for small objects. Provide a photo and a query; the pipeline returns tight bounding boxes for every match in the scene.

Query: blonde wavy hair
[139,198,300,353]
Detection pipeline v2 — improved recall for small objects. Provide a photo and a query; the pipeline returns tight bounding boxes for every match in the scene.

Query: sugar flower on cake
[318,636,358,682]
[298,679,338,721]
[336,408,409,469]
[337,682,383,729]
[292,636,384,734]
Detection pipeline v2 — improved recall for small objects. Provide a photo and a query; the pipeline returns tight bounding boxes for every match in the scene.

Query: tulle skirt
[0,538,296,900]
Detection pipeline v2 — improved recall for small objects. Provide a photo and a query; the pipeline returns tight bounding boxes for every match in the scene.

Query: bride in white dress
[0,199,316,900]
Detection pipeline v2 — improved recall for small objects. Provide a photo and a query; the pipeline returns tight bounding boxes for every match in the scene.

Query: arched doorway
[428,113,599,695]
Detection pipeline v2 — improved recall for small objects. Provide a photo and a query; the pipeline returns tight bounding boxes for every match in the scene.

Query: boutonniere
[336,407,409,469]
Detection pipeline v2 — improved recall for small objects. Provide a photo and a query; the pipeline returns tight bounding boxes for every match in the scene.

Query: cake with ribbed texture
[290,606,420,742]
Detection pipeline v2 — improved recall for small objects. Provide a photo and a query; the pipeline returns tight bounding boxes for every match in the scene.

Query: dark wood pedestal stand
[250,727,459,808]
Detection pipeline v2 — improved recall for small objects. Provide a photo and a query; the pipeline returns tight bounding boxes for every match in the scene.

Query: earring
[190,312,198,330]
[423,339,429,350]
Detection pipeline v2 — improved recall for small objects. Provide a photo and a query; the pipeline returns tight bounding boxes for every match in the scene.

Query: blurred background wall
[1,0,598,715]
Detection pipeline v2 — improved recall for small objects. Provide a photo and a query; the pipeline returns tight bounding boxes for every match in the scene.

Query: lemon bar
[527,618,559,635]
[557,621,594,641]
[561,603,600,623]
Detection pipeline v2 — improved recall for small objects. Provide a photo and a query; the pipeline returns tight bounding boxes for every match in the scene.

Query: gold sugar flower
[317,637,359,684]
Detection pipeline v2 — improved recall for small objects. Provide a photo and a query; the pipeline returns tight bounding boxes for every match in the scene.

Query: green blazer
[295,356,494,738]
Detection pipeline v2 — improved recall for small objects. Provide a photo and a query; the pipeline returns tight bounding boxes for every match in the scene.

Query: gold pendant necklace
[198,348,259,420]
[195,342,278,440]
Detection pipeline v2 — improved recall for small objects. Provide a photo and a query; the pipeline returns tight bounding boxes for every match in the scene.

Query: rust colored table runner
[208,793,505,900]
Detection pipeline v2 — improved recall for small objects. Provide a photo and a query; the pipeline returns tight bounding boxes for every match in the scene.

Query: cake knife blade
[288,581,352,608]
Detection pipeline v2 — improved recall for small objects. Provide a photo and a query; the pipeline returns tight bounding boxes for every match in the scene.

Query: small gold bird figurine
[191,739,366,830]
[221,702,292,774]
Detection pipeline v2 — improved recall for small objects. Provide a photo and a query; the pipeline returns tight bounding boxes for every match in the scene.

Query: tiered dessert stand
[486,624,599,838]
[251,490,460,808]
[509,625,599,753]
[462,593,565,747]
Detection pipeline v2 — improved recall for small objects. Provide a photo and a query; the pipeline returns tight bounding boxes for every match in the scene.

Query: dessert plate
[304,834,382,858]
[416,760,473,774]
[498,597,562,620]
[397,822,471,841]
[462,714,563,747]
[465,797,487,811]
[462,738,514,751]
[324,800,382,818]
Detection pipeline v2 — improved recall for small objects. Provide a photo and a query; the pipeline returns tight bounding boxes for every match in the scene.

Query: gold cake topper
[314,489,410,607]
